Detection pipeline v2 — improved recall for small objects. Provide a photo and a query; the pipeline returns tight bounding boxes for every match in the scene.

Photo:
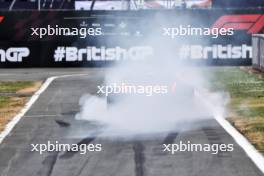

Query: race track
[0,69,262,176]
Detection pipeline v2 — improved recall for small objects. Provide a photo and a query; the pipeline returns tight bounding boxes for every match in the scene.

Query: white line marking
[0,74,88,144]
[1,78,263,173]
[195,89,264,174]
[215,115,264,174]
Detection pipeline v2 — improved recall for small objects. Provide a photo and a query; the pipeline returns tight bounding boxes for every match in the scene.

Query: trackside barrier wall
[0,9,263,67]
[253,34,264,71]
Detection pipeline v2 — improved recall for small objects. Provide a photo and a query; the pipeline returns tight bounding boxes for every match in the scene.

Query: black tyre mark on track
[38,152,59,176]
[202,127,231,158]
[152,132,178,156]
[60,111,79,116]
[133,142,145,176]
[75,157,91,176]
[189,127,225,176]
[39,137,96,176]
[162,132,178,145]
[55,120,71,127]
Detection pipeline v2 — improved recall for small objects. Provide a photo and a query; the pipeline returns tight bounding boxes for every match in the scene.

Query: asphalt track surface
[0,68,263,176]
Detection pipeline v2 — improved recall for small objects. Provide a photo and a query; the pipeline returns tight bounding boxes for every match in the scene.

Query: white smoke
[75,14,230,136]
[75,59,229,136]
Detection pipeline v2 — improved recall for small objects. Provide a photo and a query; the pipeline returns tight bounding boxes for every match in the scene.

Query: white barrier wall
[252,34,264,71]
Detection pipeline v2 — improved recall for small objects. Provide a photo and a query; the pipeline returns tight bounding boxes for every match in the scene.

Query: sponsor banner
[0,47,29,62]
[180,44,252,59]
[0,9,263,67]
[54,46,153,62]
[0,44,251,67]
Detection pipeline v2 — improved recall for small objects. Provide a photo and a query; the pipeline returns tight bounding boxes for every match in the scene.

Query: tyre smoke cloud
[75,14,230,136]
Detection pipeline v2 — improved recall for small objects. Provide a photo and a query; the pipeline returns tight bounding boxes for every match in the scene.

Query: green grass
[208,67,264,98]
[0,96,11,108]
[0,81,40,133]
[254,124,264,133]
[235,107,264,117]
[0,81,35,93]
[206,67,264,153]
[207,67,264,118]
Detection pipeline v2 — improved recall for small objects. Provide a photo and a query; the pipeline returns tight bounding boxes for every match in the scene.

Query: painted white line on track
[0,74,88,144]
[195,89,264,174]
[1,79,263,174]
[215,115,264,174]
